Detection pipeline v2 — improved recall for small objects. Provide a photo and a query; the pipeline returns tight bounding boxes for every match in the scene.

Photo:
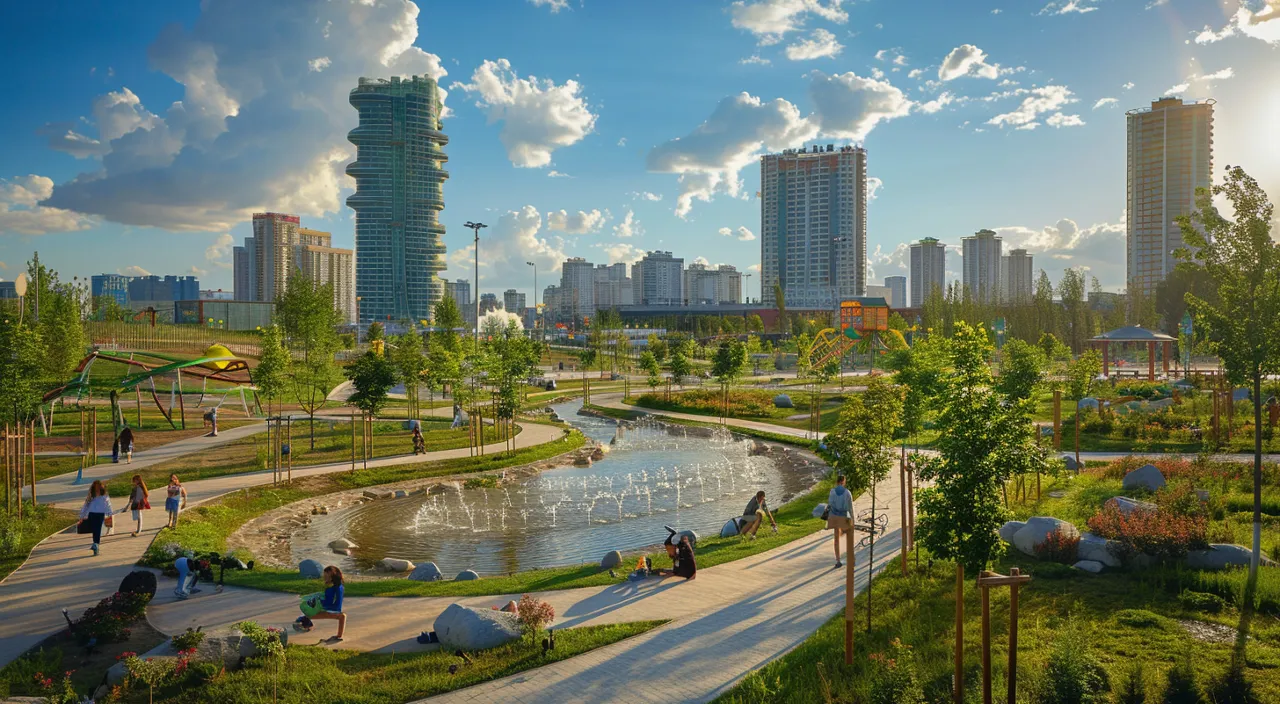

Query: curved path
[0,420,566,667]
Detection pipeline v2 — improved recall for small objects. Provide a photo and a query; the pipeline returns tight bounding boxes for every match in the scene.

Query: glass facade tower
[346,75,449,324]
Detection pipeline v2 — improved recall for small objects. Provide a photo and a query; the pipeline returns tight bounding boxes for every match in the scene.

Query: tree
[886,335,950,444]
[647,334,668,364]
[1177,165,1280,585]
[365,321,385,342]
[997,338,1046,403]
[711,339,748,423]
[0,320,45,426]
[1058,267,1090,353]
[390,330,427,419]
[746,314,764,333]
[277,273,344,448]
[433,296,464,354]
[1034,270,1058,340]
[639,351,662,390]
[39,283,86,385]
[669,351,691,387]
[346,351,396,417]
[254,324,290,413]
[1064,349,1102,402]
[773,282,789,334]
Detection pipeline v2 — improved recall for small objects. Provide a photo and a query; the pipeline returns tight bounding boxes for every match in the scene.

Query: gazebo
[1088,325,1177,381]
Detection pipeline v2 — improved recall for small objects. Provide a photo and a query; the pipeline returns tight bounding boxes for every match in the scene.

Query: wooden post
[900,448,908,576]
[287,418,293,482]
[955,563,964,704]
[1052,390,1061,449]
[28,423,36,505]
[981,580,991,704]
[1147,341,1155,382]
[350,407,356,471]
[844,524,856,665]
[1074,401,1081,469]
[976,568,1032,703]
[1008,568,1024,704]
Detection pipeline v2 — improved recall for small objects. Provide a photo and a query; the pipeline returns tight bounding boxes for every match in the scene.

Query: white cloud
[785,28,843,60]
[729,0,848,43]
[0,175,95,236]
[808,70,912,139]
[993,217,1127,289]
[907,68,924,79]
[38,0,449,232]
[692,256,711,267]
[1200,67,1235,83]
[546,208,606,234]
[454,58,597,168]
[41,87,163,160]
[612,210,642,238]
[1146,0,1168,7]
[307,56,331,72]
[596,242,646,265]
[631,191,663,201]
[205,233,235,268]
[118,265,152,277]
[1039,0,1099,14]
[1092,97,1118,109]
[547,170,571,178]
[987,85,1076,129]
[1195,3,1280,45]
[867,176,883,200]
[1166,82,1190,94]
[874,48,907,65]
[529,0,570,11]
[617,137,627,147]
[719,225,757,241]
[938,45,1000,81]
[445,205,568,287]
[917,91,954,114]
[1122,82,1135,90]
[1046,112,1085,128]
[991,7,1003,13]
[740,55,773,66]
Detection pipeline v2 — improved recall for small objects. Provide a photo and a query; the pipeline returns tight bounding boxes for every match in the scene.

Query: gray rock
[812,503,828,519]
[998,521,1026,544]
[1106,496,1159,516]
[378,557,415,573]
[299,559,324,578]
[1077,532,1122,568]
[1072,560,1105,574]
[433,603,522,651]
[1122,464,1166,492]
[1061,454,1080,472]
[601,550,623,569]
[408,562,444,582]
[1185,544,1254,570]
[455,569,480,581]
[720,518,741,538]
[773,394,794,409]
[1011,517,1079,558]
[1078,397,1100,410]
[328,539,357,550]
[362,489,393,500]
[393,489,409,498]
[1148,398,1174,411]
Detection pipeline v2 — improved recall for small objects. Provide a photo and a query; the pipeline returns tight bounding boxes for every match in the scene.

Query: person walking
[122,475,150,537]
[79,480,114,556]
[826,475,855,568]
[164,474,188,529]
[117,426,135,464]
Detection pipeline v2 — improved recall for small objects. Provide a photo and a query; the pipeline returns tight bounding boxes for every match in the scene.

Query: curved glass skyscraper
[346,75,449,324]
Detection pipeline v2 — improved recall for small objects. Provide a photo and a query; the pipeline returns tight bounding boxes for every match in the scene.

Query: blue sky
[1,0,1277,302]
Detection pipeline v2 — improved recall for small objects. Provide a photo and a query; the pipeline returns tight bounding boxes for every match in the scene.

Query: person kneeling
[652,528,697,581]
[295,566,347,643]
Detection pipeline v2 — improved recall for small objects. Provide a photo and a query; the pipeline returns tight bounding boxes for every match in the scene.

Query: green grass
[112,621,666,704]
[715,550,1280,703]
[0,503,79,581]
[627,387,847,431]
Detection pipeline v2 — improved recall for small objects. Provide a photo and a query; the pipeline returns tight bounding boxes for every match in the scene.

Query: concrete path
[0,421,567,667]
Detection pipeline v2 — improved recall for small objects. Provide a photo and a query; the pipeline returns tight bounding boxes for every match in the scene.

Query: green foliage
[639,351,661,389]
[867,639,924,704]
[254,324,290,404]
[1037,629,1110,704]
[1177,590,1226,614]
[0,319,45,425]
[997,337,1046,402]
[1115,662,1149,704]
[346,350,397,416]
[669,350,692,382]
[711,338,748,385]
[172,627,207,651]
[38,283,87,385]
[1162,654,1205,704]
[826,377,904,493]
[888,334,950,438]
[1066,349,1103,400]
[463,475,499,489]
[1206,660,1261,704]
[365,321,384,342]
[277,272,344,422]
[432,296,464,353]
[389,330,427,413]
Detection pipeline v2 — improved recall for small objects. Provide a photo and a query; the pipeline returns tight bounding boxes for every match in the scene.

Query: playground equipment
[3,422,37,514]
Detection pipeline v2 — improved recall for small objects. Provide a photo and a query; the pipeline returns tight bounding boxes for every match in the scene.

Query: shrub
[122,654,176,703]
[1155,484,1208,519]
[1086,504,1208,564]
[867,639,924,704]
[1178,590,1226,614]
[1035,526,1081,564]
[1162,654,1204,704]
[72,591,151,645]
[0,502,50,558]
[516,594,555,638]
[1115,661,1148,704]
[1037,630,1110,704]
[634,388,782,418]
[1205,660,1260,704]
[32,670,79,704]
[186,661,223,685]
[172,627,206,651]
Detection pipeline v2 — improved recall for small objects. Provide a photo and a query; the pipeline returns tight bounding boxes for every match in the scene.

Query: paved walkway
[0,421,567,667]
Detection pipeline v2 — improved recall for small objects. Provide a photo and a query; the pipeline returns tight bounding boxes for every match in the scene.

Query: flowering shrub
[72,591,151,645]
[516,594,555,638]
[122,654,176,704]
[1086,456,1268,485]
[868,639,924,704]
[171,627,206,651]
[1154,483,1209,518]
[634,388,782,418]
[1034,527,1080,565]
[1086,503,1208,563]
[32,670,79,704]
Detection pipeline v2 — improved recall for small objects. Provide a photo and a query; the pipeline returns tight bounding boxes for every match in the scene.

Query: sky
[0,0,1277,304]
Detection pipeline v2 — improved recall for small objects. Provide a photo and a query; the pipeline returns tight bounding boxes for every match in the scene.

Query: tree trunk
[1252,372,1263,580]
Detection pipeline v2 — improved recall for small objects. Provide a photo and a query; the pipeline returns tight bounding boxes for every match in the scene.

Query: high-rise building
[250,212,300,302]
[233,217,354,321]
[443,279,471,307]
[865,284,893,304]
[760,144,867,308]
[542,284,562,326]
[560,257,596,325]
[635,251,683,305]
[91,274,129,307]
[909,238,946,307]
[884,276,906,309]
[294,236,356,323]
[233,241,254,301]
[1000,248,1034,303]
[683,262,717,305]
[962,229,1002,304]
[715,264,742,304]
[593,263,632,309]
[479,293,499,315]
[346,75,450,324]
[127,275,199,304]
[503,289,526,313]
[1126,97,1213,295]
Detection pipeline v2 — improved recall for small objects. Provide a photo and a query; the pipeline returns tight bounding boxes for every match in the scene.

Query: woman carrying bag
[79,480,114,556]
[122,475,151,536]
[826,474,855,568]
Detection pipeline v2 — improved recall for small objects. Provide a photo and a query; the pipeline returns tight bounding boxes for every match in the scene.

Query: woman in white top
[79,480,114,556]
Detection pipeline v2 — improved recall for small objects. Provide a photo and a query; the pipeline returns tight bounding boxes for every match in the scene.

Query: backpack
[118,570,158,599]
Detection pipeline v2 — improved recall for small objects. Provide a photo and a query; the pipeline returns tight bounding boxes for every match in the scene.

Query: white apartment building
[909,237,946,307]
[760,144,867,308]
[962,229,1002,304]
[884,276,906,309]
[234,213,355,321]
[593,263,633,309]
[1000,248,1034,303]
[560,257,596,325]
[632,251,683,306]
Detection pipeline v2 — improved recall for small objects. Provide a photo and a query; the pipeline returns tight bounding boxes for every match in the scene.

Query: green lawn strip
[0,504,80,582]
[116,620,667,704]
[714,550,1280,703]
[584,402,821,450]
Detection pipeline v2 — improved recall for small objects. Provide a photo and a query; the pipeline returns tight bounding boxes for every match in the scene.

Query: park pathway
[0,421,566,667]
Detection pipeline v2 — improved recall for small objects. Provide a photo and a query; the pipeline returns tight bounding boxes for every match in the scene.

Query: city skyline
[1,0,1277,308]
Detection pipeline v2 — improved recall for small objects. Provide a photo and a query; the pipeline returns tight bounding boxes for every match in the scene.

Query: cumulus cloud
[784,28,843,60]
[867,176,883,200]
[612,210,642,238]
[875,48,908,66]
[547,170,571,178]
[729,0,848,43]
[719,226,757,241]
[631,191,663,201]
[454,58,596,168]
[1093,97,1118,109]
[1122,82,1135,90]
[1199,67,1235,83]
[809,71,912,139]
[987,85,1076,129]
[1039,0,1099,14]
[529,0,570,11]
[205,232,235,268]
[546,208,606,234]
[118,265,152,277]
[446,205,568,287]
[1046,113,1085,128]
[307,57,331,72]
[740,55,772,66]
[994,216,1126,288]
[1166,82,1191,94]
[596,241,646,265]
[917,92,954,114]
[938,45,1000,81]
[1194,2,1280,45]
[0,175,95,236]
[38,0,449,232]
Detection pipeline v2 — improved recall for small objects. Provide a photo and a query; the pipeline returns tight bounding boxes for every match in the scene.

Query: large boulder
[998,521,1026,544]
[1105,496,1159,516]
[299,559,324,579]
[1122,464,1166,493]
[433,604,522,651]
[408,562,444,582]
[378,557,415,573]
[1185,544,1254,570]
[1010,517,1080,558]
[1073,560,1105,574]
[1078,397,1100,410]
[328,539,357,551]
[812,503,828,519]
[1077,532,1122,568]
[600,550,623,569]
[1061,454,1080,472]
[773,394,794,409]
[455,569,480,581]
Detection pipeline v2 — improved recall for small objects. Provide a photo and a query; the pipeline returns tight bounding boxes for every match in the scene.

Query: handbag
[105,515,114,529]
[77,520,91,535]
[820,507,830,521]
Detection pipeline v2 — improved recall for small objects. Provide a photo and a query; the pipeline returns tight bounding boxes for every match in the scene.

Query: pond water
[290,400,824,577]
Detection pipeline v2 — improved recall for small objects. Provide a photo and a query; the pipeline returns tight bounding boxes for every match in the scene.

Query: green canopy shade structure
[1089,325,1177,381]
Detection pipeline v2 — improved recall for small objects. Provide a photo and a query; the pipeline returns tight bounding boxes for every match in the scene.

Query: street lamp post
[355,296,362,342]
[526,261,537,340]
[464,221,487,351]
[743,272,753,305]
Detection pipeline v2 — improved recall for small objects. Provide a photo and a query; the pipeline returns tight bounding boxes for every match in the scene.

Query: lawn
[0,503,80,581]
[107,620,666,704]
[628,386,848,431]
[715,549,1280,703]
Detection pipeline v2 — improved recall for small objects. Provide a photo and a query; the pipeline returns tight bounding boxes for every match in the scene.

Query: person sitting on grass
[647,526,697,580]
[740,490,777,539]
[295,565,346,643]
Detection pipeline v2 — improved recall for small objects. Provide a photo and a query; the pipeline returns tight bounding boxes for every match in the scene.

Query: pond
[290,400,825,577]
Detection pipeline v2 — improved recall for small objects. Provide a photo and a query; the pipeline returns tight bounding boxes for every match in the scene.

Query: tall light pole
[464,221,487,351]
[743,272,753,305]
[526,261,537,340]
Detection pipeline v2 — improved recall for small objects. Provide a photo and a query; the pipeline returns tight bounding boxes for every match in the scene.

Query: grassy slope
[0,505,80,582]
